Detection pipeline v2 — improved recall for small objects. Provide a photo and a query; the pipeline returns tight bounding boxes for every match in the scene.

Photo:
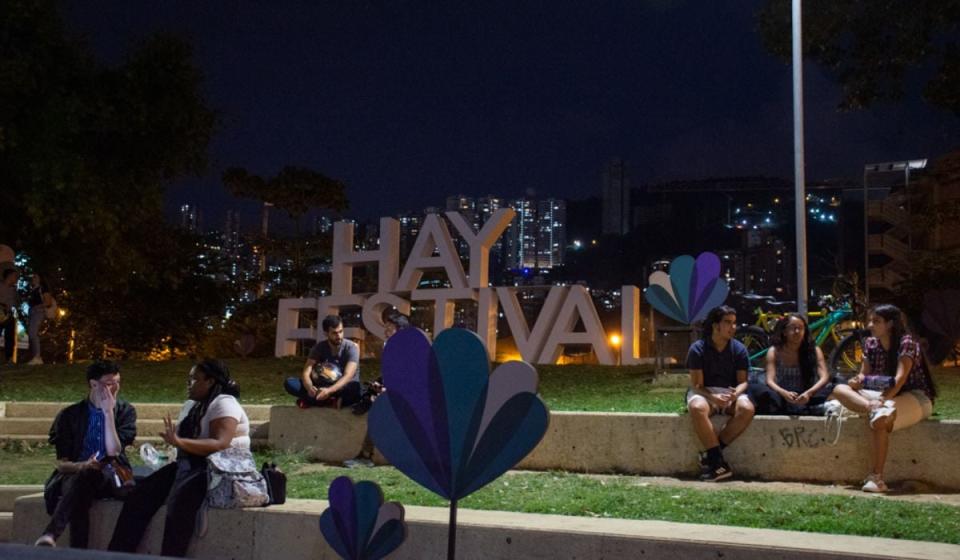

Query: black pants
[0,316,15,362]
[283,377,362,407]
[748,382,835,415]
[43,469,115,548]
[108,460,207,557]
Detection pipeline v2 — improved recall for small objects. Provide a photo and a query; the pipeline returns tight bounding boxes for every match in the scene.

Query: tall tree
[757,0,960,114]
[0,0,219,357]
[223,166,348,295]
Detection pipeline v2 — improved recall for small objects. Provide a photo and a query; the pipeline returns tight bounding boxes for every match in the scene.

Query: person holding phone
[35,361,137,548]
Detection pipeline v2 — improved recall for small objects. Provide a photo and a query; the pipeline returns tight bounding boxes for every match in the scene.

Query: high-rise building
[505,198,537,270]
[397,212,422,260]
[601,158,631,235]
[179,204,202,233]
[536,198,566,268]
[223,209,240,252]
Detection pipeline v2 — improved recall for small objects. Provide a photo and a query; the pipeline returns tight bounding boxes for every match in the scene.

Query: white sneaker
[34,534,56,547]
[868,401,896,428]
[862,474,888,493]
[27,356,43,366]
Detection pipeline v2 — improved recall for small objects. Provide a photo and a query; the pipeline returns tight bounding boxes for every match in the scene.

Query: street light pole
[792,0,809,315]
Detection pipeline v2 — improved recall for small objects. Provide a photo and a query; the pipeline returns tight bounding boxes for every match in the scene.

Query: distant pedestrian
[0,268,19,365]
[26,273,55,365]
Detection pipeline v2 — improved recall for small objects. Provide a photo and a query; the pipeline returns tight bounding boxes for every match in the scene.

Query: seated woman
[831,304,937,493]
[749,313,834,415]
[108,360,250,557]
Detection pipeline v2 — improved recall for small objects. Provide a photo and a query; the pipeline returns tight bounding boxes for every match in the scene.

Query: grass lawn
[1,358,957,416]
[3,444,958,544]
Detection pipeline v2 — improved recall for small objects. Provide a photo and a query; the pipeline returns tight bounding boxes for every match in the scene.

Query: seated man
[284,314,362,408]
[36,360,137,547]
[686,305,755,481]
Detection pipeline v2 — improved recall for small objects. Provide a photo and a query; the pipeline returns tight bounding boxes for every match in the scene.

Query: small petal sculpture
[368,328,550,559]
[644,252,730,324]
[319,476,406,560]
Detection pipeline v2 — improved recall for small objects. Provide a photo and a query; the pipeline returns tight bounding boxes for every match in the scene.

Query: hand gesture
[782,390,800,404]
[99,383,117,414]
[81,453,102,471]
[794,391,810,405]
[316,387,332,401]
[847,375,864,391]
[159,413,181,448]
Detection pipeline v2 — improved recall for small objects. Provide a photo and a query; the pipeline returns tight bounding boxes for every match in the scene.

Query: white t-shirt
[176,394,250,449]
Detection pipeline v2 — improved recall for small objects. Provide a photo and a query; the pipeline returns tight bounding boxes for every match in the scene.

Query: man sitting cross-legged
[284,314,362,409]
[35,360,137,547]
[685,305,755,482]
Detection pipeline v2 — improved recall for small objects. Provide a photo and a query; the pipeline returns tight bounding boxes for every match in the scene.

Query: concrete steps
[0,402,272,449]
[0,486,41,543]
[0,402,272,421]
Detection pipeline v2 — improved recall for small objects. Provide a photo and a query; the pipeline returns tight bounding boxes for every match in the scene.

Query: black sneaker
[697,452,710,476]
[700,460,733,482]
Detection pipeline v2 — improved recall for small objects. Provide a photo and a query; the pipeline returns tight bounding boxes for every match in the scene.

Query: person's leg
[160,466,208,557]
[747,382,785,415]
[718,395,755,445]
[1,317,14,363]
[108,463,178,552]
[870,413,895,480]
[829,384,875,414]
[687,394,718,449]
[890,391,930,432]
[27,307,44,361]
[40,469,101,548]
[336,382,362,407]
[283,377,310,400]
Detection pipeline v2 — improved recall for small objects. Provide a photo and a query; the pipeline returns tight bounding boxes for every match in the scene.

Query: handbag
[261,462,287,505]
[205,447,270,509]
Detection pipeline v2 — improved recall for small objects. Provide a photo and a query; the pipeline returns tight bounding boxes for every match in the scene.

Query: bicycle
[735,298,862,371]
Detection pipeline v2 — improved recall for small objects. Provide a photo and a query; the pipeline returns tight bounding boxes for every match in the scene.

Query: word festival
[275,209,646,365]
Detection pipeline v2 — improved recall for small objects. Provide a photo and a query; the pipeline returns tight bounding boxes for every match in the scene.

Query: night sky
[64,1,960,230]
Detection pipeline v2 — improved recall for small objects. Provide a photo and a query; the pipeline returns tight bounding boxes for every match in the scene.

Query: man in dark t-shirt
[283,314,361,408]
[685,305,755,482]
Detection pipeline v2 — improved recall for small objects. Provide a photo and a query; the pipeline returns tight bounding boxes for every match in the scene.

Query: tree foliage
[222,166,348,221]
[0,0,220,357]
[757,0,960,114]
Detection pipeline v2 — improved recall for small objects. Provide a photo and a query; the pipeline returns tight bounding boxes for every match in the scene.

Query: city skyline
[60,1,960,230]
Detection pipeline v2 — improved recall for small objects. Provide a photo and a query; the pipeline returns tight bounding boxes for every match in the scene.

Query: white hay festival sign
[274,209,647,365]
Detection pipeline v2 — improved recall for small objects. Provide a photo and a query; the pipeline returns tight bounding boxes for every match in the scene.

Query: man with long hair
[685,305,755,481]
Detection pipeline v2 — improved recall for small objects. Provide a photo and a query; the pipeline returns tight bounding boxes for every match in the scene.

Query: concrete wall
[12,495,960,560]
[270,407,960,488]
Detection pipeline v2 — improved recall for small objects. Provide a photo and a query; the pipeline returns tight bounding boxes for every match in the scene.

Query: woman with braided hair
[108,360,250,556]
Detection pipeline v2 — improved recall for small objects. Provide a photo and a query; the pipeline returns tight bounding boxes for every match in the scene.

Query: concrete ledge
[0,402,272,422]
[11,494,960,559]
[269,406,960,488]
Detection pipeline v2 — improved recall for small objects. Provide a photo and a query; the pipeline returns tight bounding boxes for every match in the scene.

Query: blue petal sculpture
[319,476,406,560]
[644,252,730,324]
[368,328,550,559]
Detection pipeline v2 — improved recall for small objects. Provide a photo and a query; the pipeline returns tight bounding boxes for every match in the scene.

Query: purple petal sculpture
[644,252,730,324]
[319,476,406,560]
[368,328,550,559]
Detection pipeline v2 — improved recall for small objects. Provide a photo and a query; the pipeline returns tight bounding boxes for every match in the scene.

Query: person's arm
[847,349,870,391]
[114,402,137,450]
[98,385,122,456]
[882,356,912,401]
[733,369,748,398]
[798,347,830,403]
[764,347,795,402]
[301,358,320,398]
[160,414,238,457]
[317,344,360,400]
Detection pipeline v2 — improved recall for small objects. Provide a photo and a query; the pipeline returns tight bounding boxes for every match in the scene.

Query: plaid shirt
[863,335,935,402]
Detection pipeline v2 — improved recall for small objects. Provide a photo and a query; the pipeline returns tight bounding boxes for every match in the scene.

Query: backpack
[205,447,270,509]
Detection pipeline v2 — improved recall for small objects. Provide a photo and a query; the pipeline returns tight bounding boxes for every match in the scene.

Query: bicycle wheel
[829,331,865,380]
[734,325,769,368]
